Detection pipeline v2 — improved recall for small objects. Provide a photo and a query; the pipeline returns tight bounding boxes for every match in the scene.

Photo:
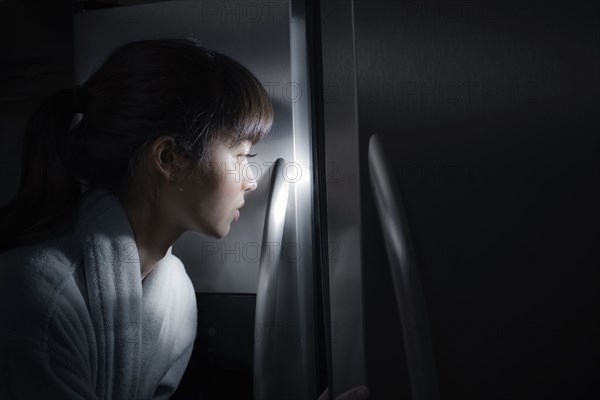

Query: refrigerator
[73,1,599,399]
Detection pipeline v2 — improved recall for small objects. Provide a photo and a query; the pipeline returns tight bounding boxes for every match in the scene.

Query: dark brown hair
[0,38,273,253]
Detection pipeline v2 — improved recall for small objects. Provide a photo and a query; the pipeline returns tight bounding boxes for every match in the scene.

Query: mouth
[233,202,245,222]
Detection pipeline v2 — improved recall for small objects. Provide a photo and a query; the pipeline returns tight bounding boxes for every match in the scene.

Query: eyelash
[242,153,257,158]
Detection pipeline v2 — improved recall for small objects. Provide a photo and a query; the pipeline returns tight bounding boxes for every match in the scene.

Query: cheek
[221,165,245,196]
[209,176,241,212]
[195,158,244,220]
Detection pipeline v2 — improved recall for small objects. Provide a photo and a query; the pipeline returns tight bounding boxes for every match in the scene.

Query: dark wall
[0,0,75,205]
[356,1,599,399]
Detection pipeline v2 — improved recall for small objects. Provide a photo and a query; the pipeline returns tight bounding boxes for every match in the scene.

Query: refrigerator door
[317,1,367,397]
[320,1,600,399]
[368,135,439,400]
[253,158,290,400]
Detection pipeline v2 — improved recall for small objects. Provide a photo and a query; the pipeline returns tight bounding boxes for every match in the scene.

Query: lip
[233,202,244,222]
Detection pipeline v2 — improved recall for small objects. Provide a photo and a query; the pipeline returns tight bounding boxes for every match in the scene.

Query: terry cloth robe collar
[75,186,197,399]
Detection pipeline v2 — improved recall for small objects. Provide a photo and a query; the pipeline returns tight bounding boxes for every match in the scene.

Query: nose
[243,164,258,192]
[244,180,257,192]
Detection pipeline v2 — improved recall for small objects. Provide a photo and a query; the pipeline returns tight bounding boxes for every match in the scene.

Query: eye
[238,153,257,160]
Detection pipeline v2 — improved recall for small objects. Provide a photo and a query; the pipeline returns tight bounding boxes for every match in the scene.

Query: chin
[195,219,231,239]
[211,225,230,239]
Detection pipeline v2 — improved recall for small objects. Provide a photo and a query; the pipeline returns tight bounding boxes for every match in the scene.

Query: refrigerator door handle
[368,135,440,400]
[253,158,290,400]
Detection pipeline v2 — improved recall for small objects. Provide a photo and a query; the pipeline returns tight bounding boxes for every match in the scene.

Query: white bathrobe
[0,187,198,399]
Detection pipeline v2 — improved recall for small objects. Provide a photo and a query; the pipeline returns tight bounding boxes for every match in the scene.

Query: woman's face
[176,140,257,238]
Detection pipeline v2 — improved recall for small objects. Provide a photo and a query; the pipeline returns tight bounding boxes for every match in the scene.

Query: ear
[149,136,186,182]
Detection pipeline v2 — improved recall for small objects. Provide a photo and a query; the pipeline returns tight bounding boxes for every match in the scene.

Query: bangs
[211,53,273,147]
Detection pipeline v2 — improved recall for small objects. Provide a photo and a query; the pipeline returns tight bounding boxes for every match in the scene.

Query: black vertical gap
[305,0,333,399]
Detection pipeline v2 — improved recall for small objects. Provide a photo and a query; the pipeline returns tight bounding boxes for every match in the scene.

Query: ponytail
[0,88,84,253]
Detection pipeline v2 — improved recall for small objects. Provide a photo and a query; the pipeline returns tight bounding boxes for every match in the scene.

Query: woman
[0,37,271,399]
[0,38,368,400]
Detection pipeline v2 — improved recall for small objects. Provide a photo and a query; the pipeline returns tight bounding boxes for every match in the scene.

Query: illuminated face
[177,140,257,238]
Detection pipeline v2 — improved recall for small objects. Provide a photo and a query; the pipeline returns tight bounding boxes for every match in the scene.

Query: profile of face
[174,140,258,238]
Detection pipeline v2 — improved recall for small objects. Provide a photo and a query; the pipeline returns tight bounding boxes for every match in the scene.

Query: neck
[119,194,183,281]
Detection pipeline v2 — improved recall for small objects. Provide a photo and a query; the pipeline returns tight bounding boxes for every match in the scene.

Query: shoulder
[0,230,82,297]
[0,231,85,345]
